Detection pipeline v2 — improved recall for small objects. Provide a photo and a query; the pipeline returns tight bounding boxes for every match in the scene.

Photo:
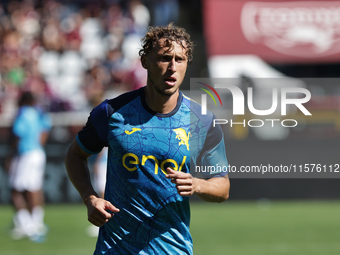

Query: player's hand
[84,195,120,227]
[165,168,196,196]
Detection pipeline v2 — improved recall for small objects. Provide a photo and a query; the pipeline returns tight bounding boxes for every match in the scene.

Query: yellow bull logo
[173,128,191,151]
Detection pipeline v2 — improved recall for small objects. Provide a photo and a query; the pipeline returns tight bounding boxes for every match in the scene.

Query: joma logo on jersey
[125,128,141,135]
[173,128,191,151]
[122,153,187,174]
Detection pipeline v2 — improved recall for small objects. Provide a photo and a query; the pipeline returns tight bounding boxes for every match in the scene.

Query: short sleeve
[197,116,229,178]
[77,100,109,154]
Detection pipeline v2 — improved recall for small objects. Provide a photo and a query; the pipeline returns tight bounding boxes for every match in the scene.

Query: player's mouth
[164,77,177,86]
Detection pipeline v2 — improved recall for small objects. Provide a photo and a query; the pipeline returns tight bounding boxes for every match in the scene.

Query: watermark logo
[197,82,222,115]
[201,83,311,116]
[191,78,312,129]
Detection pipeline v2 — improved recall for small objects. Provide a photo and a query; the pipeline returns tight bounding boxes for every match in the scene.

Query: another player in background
[5,91,51,242]
[65,23,230,254]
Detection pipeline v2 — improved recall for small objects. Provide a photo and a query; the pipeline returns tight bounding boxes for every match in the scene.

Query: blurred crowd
[0,0,180,117]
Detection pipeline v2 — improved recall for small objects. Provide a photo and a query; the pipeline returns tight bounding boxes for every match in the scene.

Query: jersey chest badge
[173,128,191,151]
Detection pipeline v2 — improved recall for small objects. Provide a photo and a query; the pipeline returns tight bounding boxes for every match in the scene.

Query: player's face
[143,39,188,97]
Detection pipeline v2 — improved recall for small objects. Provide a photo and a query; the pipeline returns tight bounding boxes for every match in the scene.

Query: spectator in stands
[151,0,179,26]
[0,0,149,115]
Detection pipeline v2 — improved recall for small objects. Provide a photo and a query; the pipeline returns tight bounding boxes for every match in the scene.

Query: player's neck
[144,86,179,114]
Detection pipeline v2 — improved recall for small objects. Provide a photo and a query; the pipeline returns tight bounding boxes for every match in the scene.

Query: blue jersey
[77,88,228,255]
[12,106,51,154]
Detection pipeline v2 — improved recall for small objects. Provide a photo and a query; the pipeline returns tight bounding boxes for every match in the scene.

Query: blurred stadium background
[0,0,340,254]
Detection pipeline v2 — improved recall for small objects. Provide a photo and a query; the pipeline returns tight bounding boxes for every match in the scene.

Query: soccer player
[6,91,51,242]
[65,23,230,254]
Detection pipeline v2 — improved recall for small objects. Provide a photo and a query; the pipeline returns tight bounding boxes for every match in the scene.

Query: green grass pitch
[0,201,340,255]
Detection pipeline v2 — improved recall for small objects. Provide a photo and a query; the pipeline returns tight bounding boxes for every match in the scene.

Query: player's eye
[160,55,172,62]
[176,57,184,62]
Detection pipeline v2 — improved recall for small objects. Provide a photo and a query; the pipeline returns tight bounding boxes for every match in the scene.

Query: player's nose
[168,58,177,72]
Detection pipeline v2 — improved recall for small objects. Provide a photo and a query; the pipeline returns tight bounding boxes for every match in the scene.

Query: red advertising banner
[203,0,340,63]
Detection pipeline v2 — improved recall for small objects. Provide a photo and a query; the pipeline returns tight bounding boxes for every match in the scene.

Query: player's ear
[141,55,147,69]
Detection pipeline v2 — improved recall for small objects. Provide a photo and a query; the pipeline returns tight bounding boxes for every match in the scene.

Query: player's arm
[192,175,230,202]
[166,169,230,202]
[172,109,230,202]
[40,111,52,146]
[65,140,119,226]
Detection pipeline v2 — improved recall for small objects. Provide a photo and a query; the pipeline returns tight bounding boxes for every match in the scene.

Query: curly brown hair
[139,23,194,64]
